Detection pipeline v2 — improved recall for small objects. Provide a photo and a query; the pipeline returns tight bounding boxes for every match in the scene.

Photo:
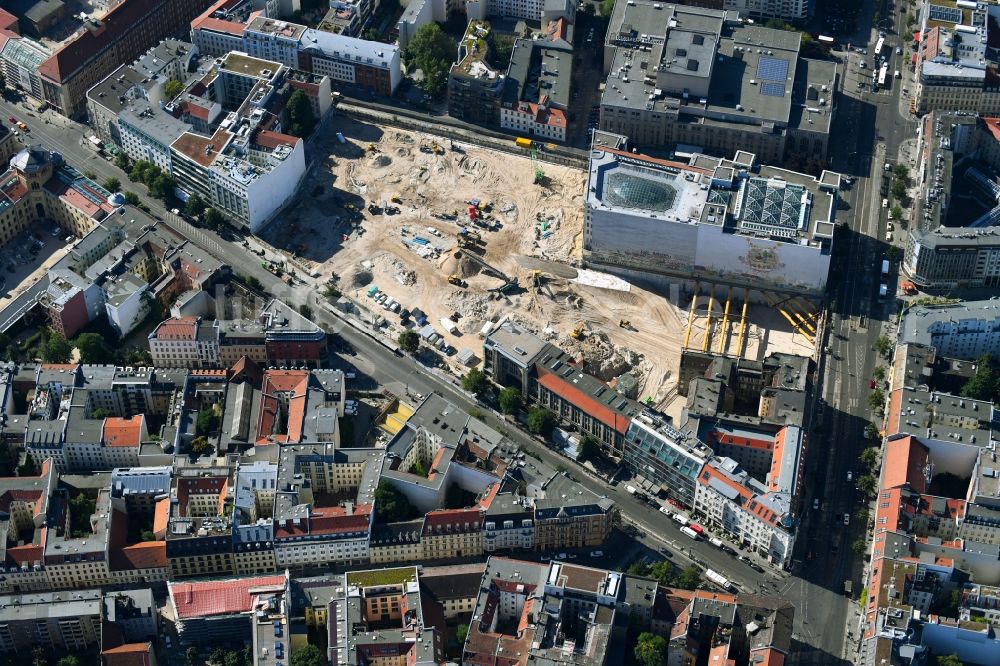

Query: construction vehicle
[430,142,444,155]
[390,194,402,204]
[619,319,632,329]
[367,203,382,215]
[570,321,586,340]
[447,274,467,287]
[367,143,379,153]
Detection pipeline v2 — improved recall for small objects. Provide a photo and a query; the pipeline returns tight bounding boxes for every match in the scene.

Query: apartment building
[722,0,811,22]
[235,16,402,95]
[599,1,835,163]
[0,32,50,103]
[533,473,614,550]
[898,300,1000,360]
[420,508,484,560]
[86,40,198,171]
[291,568,445,666]
[36,0,212,118]
[0,589,103,653]
[694,457,796,566]
[168,573,289,646]
[149,301,326,369]
[189,0,258,57]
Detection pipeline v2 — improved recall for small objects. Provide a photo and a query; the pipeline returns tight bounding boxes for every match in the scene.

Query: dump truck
[439,317,459,335]
[447,274,466,287]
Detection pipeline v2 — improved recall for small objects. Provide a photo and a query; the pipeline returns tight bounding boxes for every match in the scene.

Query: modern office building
[598,1,836,163]
[623,411,712,508]
[584,139,839,294]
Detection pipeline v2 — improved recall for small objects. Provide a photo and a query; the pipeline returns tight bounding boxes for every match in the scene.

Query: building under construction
[584,133,842,298]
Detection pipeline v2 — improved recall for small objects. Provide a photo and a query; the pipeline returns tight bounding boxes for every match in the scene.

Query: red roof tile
[103,642,155,666]
[535,371,629,435]
[103,415,144,447]
[193,17,245,37]
[171,574,286,619]
[254,130,300,151]
[111,542,167,571]
[152,316,199,341]
[0,9,17,33]
[882,436,929,493]
[256,370,309,445]
[422,508,482,536]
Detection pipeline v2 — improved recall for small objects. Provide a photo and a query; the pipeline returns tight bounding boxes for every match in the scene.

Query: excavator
[570,321,586,340]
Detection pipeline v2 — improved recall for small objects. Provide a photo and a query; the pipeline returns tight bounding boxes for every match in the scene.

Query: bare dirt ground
[268,118,817,404]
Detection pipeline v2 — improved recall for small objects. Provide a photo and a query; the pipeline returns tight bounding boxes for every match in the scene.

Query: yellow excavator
[570,321,586,339]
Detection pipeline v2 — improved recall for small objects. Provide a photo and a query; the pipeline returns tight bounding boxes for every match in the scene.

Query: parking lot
[0,221,74,308]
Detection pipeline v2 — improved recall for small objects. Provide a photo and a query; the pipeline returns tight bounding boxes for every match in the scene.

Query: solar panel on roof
[756,57,789,82]
[761,82,785,97]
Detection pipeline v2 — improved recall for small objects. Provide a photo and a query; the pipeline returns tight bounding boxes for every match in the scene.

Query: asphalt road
[791,0,918,662]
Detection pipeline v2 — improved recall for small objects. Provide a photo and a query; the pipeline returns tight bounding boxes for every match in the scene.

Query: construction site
[265,117,821,412]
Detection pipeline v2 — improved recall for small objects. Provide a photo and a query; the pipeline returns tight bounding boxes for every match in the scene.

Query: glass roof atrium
[604,167,678,212]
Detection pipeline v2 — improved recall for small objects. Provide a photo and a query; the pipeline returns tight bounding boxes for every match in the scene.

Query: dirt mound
[453,253,482,279]
[351,269,374,288]
[563,331,651,384]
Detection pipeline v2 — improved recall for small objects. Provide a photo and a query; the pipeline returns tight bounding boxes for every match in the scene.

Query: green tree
[102,177,121,192]
[91,408,112,420]
[287,89,317,137]
[185,193,206,218]
[868,388,886,412]
[149,173,175,200]
[874,335,893,356]
[197,407,220,435]
[210,647,228,666]
[600,0,615,16]
[404,23,456,96]
[56,657,80,666]
[634,632,667,666]
[69,492,96,537]
[31,646,47,666]
[935,654,964,666]
[18,452,38,477]
[676,565,702,590]
[578,435,601,463]
[864,422,881,440]
[891,179,907,201]
[961,354,997,402]
[363,28,382,41]
[374,479,412,522]
[894,164,910,181]
[581,2,595,15]
[290,644,327,666]
[142,529,156,542]
[461,367,489,397]
[164,79,184,99]
[185,647,200,666]
[852,539,868,556]
[123,191,140,206]
[204,207,226,230]
[857,474,878,498]
[456,623,469,644]
[856,506,870,524]
[398,329,420,353]
[298,304,313,320]
[626,559,650,577]
[74,332,114,363]
[527,407,556,436]
[873,365,886,381]
[42,333,72,363]
[189,436,211,455]
[890,205,903,221]
[142,164,162,186]
[114,153,131,170]
[498,387,522,415]
[129,160,152,183]
[859,447,879,470]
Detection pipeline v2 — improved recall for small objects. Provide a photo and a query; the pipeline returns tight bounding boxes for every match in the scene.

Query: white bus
[879,64,889,86]
[874,36,885,57]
